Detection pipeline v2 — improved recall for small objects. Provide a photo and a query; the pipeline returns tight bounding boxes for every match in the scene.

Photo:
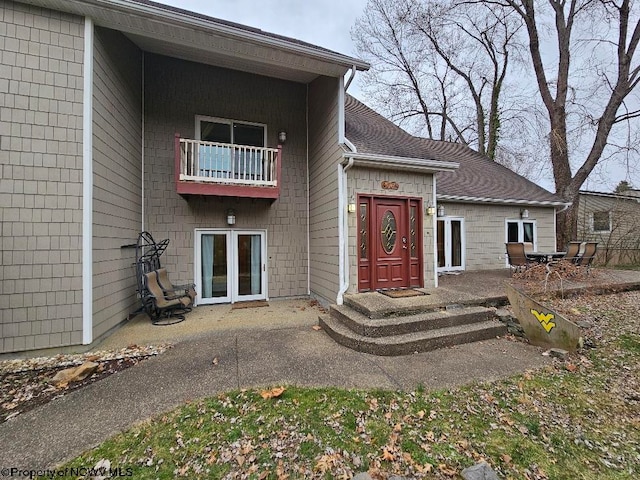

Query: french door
[195,229,267,304]
[437,217,465,272]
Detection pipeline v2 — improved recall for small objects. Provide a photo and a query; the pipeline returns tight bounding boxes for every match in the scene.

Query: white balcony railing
[178,138,279,187]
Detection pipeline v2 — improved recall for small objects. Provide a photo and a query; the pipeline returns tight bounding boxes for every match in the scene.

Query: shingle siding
[143,54,308,298]
[91,27,142,340]
[0,0,84,353]
[438,203,556,270]
[308,76,341,303]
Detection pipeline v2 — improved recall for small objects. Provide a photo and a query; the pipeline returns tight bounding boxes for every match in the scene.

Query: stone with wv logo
[530,309,556,333]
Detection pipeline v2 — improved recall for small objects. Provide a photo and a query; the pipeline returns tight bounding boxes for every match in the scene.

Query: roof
[345,95,566,206]
[17,0,369,82]
[580,190,640,201]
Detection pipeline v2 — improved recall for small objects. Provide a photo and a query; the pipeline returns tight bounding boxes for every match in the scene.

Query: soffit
[18,0,366,82]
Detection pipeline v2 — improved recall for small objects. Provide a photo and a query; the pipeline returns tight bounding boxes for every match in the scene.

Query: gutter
[437,194,569,207]
[343,153,459,173]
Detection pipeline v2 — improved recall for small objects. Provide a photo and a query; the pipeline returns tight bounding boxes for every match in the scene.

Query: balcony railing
[175,135,281,198]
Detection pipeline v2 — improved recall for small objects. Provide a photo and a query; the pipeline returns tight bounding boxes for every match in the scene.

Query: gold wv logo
[530,309,556,333]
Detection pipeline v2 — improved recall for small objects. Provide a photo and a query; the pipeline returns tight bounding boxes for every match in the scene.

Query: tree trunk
[556,194,579,250]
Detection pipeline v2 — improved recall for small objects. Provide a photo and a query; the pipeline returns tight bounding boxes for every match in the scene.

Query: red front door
[374,199,410,289]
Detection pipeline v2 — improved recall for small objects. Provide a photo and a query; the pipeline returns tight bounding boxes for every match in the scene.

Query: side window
[506,220,536,247]
[592,211,611,233]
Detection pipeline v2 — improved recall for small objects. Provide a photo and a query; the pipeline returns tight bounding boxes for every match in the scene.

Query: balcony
[174,134,281,199]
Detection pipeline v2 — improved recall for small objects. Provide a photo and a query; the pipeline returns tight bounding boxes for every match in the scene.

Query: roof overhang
[437,194,570,208]
[17,0,370,83]
[343,152,459,174]
[579,190,640,202]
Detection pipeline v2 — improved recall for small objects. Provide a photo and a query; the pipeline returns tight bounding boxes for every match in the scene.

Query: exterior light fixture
[226,209,236,225]
[347,195,356,213]
[521,209,529,219]
[426,205,436,216]
[437,205,445,217]
[278,130,287,144]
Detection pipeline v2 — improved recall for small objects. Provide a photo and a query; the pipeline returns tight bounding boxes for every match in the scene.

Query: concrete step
[343,291,507,319]
[330,304,494,338]
[319,314,508,356]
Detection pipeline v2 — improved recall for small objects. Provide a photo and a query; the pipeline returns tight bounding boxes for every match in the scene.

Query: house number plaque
[381,181,399,190]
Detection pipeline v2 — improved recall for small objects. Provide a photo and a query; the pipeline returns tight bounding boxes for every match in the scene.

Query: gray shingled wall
[143,54,308,298]
[0,0,84,353]
[92,27,142,339]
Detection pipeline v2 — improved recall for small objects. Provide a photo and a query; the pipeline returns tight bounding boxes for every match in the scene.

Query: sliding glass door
[196,230,266,304]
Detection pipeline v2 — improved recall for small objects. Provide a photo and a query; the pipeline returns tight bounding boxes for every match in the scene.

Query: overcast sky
[156,0,637,192]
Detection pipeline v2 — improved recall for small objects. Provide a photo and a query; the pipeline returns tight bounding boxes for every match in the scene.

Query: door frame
[437,216,466,272]
[194,228,268,305]
[357,194,423,291]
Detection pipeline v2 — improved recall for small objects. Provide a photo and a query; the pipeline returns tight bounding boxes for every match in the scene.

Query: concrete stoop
[319,300,507,356]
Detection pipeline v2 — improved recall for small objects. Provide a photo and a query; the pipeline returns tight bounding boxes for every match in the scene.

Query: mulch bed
[0,344,171,424]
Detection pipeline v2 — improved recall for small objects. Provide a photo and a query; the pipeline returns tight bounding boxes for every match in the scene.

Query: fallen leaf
[566,363,578,372]
[312,325,322,331]
[438,464,458,476]
[381,448,395,462]
[501,453,512,464]
[260,386,286,400]
[212,357,219,366]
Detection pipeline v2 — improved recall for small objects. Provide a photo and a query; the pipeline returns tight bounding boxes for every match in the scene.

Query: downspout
[344,65,357,91]
[337,157,354,305]
[82,17,94,345]
[306,84,310,295]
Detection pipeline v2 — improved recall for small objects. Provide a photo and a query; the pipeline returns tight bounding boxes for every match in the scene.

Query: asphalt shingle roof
[345,95,564,205]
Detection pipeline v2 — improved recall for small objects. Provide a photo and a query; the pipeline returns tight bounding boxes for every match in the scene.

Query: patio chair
[156,267,196,306]
[576,242,598,273]
[142,271,191,325]
[505,242,531,275]
[564,242,584,264]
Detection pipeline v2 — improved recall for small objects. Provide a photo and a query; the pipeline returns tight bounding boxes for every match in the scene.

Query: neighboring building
[577,190,640,265]
[0,0,566,355]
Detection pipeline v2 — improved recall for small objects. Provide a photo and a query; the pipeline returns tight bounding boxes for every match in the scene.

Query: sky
[156,0,638,194]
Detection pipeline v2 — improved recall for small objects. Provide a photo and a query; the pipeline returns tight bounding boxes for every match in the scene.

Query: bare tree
[474,0,640,248]
[352,0,526,159]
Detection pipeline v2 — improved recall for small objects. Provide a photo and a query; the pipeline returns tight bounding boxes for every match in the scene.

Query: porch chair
[143,271,192,325]
[576,242,598,273]
[564,242,584,263]
[156,267,197,306]
[505,242,531,275]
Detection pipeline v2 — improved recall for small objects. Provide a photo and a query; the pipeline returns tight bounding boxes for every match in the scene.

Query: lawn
[63,292,640,479]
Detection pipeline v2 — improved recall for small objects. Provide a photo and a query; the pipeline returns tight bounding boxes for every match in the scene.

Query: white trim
[141,51,145,231]
[194,229,268,304]
[82,17,94,345]
[432,175,438,288]
[505,218,538,266]
[343,152,458,173]
[437,194,568,207]
[343,136,357,153]
[337,158,354,305]
[436,217,466,273]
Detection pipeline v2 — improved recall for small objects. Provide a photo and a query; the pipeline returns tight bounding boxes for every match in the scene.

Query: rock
[51,361,99,386]
[461,461,500,480]
[353,474,373,480]
[576,320,594,328]
[548,348,569,359]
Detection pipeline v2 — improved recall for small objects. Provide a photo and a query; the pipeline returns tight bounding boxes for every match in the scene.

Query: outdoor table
[526,251,567,264]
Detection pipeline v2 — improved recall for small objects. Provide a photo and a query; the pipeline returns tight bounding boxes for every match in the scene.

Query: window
[195,116,267,180]
[196,116,266,147]
[592,211,611,233]
[506,220,537,250]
